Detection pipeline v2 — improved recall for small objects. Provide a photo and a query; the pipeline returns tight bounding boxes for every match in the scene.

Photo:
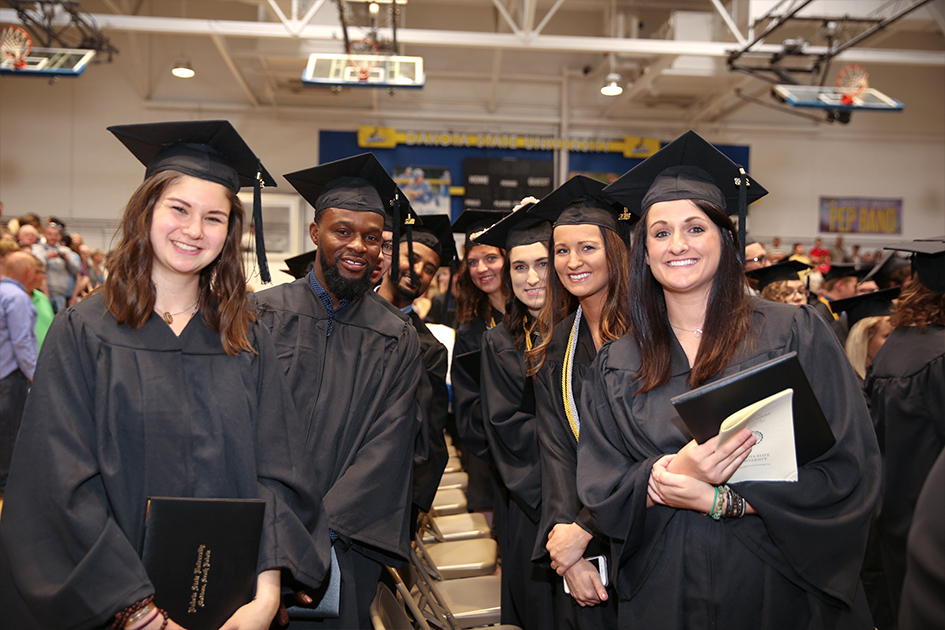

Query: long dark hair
[890,278,945,331]
[103,170,254,355]
[455,243,506,325]
[526,226,631,375]
[628,199,752,393]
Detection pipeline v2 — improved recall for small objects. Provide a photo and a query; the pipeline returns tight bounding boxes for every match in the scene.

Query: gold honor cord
[818,296,840,321]
[524,317,533,352]
[487,316,496,330]
[561,306,583,441]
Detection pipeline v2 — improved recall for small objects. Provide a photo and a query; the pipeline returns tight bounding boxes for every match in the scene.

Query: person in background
[789,242,812,266]
[29,255,55,352]
[0,120,328,630]
[450,209,510,516]
[577,130,879,630]
[810,236,829,263]
[768,236,787,262]
[744,241,770,271]
[812,262,863,345]
[0,250,38,495]
[32,221,81,313]
[868,238,945,623]
[15,224,40,249]
[746,259,811,306]
[830,235,849,263]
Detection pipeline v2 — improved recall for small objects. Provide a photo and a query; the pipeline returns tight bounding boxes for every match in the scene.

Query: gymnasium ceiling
[2,0,944,132]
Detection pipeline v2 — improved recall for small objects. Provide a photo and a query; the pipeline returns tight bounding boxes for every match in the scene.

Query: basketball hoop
[1,26,32,69]
[837,64,869,106]
[347,38,380,82]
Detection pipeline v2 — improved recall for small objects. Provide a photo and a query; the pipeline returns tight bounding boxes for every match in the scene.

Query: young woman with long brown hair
[524,175,634,629]
[477,207,556,630]
[450,210,510,513]
[0,121,327,630]
[576,131,881,630]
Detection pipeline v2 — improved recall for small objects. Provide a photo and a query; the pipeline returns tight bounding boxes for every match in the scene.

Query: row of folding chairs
[370,433,521,630]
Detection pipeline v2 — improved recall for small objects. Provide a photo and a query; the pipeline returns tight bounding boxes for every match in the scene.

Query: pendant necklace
[670,322,703,338]
[157,301,198,325]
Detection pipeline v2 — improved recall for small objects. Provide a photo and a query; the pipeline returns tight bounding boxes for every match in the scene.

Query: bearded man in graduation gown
[252,154,423,629]
[376,215,453,524]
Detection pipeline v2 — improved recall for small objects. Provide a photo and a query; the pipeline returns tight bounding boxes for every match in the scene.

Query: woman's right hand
[562,558,609,607]
[666,429,755,485]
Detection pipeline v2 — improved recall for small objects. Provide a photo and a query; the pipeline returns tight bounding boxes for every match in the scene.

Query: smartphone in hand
[563,555,609,594]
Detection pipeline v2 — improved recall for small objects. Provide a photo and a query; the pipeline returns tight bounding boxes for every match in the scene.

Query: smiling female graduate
[523,175,635,629]
[0,121,328,630]
[575,131,881,630]
[475,204,556,630]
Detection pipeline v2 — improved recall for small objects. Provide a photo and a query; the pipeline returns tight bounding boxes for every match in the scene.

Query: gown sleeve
[322,324,423,563]
[251,322,330,589]
[450,322,491,461]
[0,309,153,630]
[481,330,541,518]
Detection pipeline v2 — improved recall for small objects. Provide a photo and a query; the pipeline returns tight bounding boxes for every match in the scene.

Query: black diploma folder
[670,352,836,466]
[142,497,265,630]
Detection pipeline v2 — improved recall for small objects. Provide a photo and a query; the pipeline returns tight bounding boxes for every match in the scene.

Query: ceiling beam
[211,34,261,107]
[1,9,940,65]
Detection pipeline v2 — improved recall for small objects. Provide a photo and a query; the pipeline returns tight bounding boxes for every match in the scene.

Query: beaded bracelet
[157,608,169,630]
[723,486,747,519]
[112,596,155,630]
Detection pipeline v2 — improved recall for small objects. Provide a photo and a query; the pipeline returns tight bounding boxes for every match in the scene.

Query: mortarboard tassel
[254,167,271,283]
[390,192,401,285]
[737,166,748,265]
[405,204,419,289]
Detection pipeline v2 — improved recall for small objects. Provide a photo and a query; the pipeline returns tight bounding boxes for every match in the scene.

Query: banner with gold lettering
[819,196,902,235]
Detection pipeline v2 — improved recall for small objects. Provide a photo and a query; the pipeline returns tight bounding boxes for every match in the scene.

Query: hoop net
[1,26,32,69]
[837,64,869,105]
[347,38,380,82]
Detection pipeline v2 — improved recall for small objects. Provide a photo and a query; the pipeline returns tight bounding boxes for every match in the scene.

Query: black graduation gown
[426,290,457,329]
[408,309,450,514]
[252,279,422,628]
[576,299,880,630]
[0,293,327,630]
[898,446,945,630]
[533,312,617,630]
[867,325,945,618]
[813,297,850,345]
[481,324,556,630]
[451,308,503,511]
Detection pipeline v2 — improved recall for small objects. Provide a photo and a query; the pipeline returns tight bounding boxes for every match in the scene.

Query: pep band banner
[819,196,902,235]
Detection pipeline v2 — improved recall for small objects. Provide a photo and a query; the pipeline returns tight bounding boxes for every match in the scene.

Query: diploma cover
[670,352,836,466]
[142,497,265,630]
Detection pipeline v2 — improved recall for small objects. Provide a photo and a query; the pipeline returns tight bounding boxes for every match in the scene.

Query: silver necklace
[670,322,703,338]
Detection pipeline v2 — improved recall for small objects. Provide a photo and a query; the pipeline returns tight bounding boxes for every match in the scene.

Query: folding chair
[421,511,491,543]
[443,456,463,473]
[415,533,498,580]
[437,471,469,491]
[431,488,467,516]
[370,582,415,630]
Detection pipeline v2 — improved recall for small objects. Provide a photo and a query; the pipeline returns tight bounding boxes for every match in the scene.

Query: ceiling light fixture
[172,56,195,78]
[601,72,623,96]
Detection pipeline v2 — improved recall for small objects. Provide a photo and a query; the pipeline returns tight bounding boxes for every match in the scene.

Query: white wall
[2,40,942,254]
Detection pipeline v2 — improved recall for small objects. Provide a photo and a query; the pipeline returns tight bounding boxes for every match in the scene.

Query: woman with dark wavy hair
[576,131,880,630]
[0,121,327,630]
[523,175,634,630]
[868,241,945,623]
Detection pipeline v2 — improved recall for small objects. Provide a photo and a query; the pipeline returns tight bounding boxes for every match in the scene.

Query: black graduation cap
[884,237,945,293]
[527,175,635,237]
[830,287,901,328]
[822,262,870,283]
[860,252,910,289]
[284,153,399,218]
[745,259,811,292]
[473,202,551,251]
[281,250,317,280]
[603,130,768,260]
[109,119,275,282]
[407,214,456,267]
[451,210,510,249]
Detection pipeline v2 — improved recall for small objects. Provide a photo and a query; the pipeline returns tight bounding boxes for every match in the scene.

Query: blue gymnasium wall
[319,130,750,220]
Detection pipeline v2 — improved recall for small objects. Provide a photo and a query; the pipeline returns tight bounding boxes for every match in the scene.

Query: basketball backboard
[0,48,96,76]
[773,85,903,112]
[302,53,424,89]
